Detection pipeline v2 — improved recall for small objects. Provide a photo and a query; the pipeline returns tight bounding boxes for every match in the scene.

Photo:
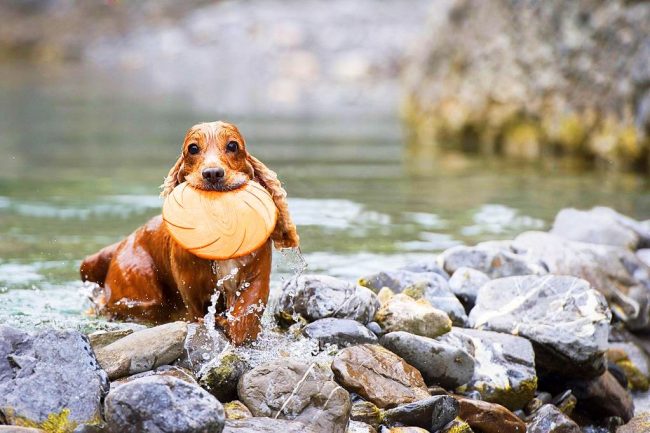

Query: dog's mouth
[197,179,248,192]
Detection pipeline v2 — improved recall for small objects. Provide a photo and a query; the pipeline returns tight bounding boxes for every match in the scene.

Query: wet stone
[438,418,474,433]
[349,401,382,429]
[385,428,428,433]
[87,329,134,350]
[469,275,610,378]
[112,365,197,388]
[382,395,458,431]
[175,323,230,375]
[223,418,318,433]
[380,331,475,389]
[347,421,377,433]
[331,344,430,409]
[447,267,490,311]
[0,428,47,433]
[374,293,452,339]
[564,371,634,423]
[455,397,526,433]
[526,404,580,433]
[199,350,249,402]
[223,401,252,420]
[303,318,378,347]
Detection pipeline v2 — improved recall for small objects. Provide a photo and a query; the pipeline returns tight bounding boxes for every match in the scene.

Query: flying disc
[162,181,277,260]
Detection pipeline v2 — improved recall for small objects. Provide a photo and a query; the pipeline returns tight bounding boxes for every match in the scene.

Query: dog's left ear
[160,154,185,198]
[247,153,300,249]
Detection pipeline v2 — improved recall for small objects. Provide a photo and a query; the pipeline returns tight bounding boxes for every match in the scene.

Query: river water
[1,64,650,331]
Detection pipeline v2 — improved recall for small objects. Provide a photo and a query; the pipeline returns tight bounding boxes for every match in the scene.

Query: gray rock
[0,427,47,433]
[303,318,378,347]
[470,275,610,378]
[276,275,379,324]
[382,395,458,431]
[375,293,452,339]
[439,244,547,279]
[380,331,474,389]
[526,404,580,433]
[346,420,377,433]
[104,375,225,433]
[175,324,230,375]
[112,365,197,388]
[359,270,444,293]
[95,322,188,380]
[438,328,537,410]
[0,325,109,427]
[223,418,318,433]
[448,267,490,311]
[238,359,350,433]
[399,260,449,279]
[198,350,249,402]
[366,322,383,336]
[87,329,134,350]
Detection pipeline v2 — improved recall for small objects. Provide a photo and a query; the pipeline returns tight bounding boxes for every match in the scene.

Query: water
[2,63,650,331]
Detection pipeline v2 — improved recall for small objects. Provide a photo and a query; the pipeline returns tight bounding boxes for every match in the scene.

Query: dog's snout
[202,167,225,182]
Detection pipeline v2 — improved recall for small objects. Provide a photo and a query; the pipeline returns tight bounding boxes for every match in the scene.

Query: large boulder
[237,359,350,433]
[438,328,537,410]
[0,326,108,429]
[303,318,378,347]
[276,275,379,324]
[104,375,225,433]
[95,322,188,380]
[331,344,430,409]
[469,275,610,378]
[380,331,475,389]
[374,293,451,339]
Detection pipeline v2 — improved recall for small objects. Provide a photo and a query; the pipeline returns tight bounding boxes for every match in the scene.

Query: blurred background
[0,0,649,330]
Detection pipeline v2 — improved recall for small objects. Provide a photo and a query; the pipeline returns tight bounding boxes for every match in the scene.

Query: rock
[524,392,552,415]
[439,244,546,279]
[223,418,318,433]
[382,395,458,431]
[104,375,225,433]
[513,231,650,331]
[374,294,451,339]
[349,401,382,429]
[565,371,634,423]
[0,427,47,432]
[347,421,377,433]
[0,326,108,428]
[380,331,475,389]
[199,350,249,402]
[551,207,650,250]
[331,344,430,409]
[617,412,650,433]
[455,397,526,433]
[438,418,474,433]
[87,329,133,350]
[276,275,379,324]
[366,322,383,336]
[448,267,490,311]
[399,261,449,279]
[303,318,378,347]
[223,401,252,420]
[238,359,350,433]
[95,321,188,380]
[112,365,197,388]
[438,328,537,410]
[608,342,650,391]
[469,275,610,378]
[175,324,230,375]
[526,404,580,433]
[386,428,428,433]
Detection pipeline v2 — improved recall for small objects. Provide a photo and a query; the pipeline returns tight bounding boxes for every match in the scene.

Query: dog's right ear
[160,154,185,198]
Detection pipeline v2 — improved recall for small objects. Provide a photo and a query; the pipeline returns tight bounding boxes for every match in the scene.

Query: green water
[1,64,650,331]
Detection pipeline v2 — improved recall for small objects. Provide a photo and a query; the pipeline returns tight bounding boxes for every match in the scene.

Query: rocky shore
[3,206,650,432]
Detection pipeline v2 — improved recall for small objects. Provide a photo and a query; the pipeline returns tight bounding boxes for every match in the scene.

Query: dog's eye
[226,141,239,152]
[188,143,200,155]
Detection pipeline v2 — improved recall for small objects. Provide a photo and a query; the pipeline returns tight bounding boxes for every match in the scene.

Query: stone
[380,331,474,389]
[469,275,610,378]
[223,418,318,433]
[448,267,490,311]
[526,404,580,433]
[199,350,249,402]
[617,412,650,433]
[608,343,650,391]
[303,318,378,347]
[237,359,350,433]
[112,365,197,388]
[331,344,430,409]
[386,428,428,433]
[104,375,224,433]
[349,401,382,429]
[87,329,133,350]
[550,207,650,250]
[374,294,452,339]
[175,324,230,375]
[438,418,474,433]
[95,321,188,380]
[276,275,379,324]
[438,328,537,410]
[382,395,458,431]
[565,371,634,423]
[0,326,109,429]
[223,401,251,421]
[347,421,377,433]
[399,261,449,279]
[455,397,526,433]
[439,244,546,279]
[0,428,47,432]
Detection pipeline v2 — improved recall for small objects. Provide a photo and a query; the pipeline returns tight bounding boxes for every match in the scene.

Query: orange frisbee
[162,181,277,260]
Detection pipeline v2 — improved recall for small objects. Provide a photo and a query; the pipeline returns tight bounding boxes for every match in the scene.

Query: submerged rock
[95,321,188,380]
[223,418,318,433]
[382,395,458,431]
[447,267,490,311]
[438,328,537,410]
[331,344,430,408]
[455,397,526,433]
[238,359,350,433]
[104,375,225,433]
[374,293,452,338]
[176,324,230,375]
[0,326,108,428]
[470,275,610,378]
[380,331,475,389]
[565,371,634,423]
[303,318,378,347]
[276,275,379,324]
[439,244,546,279]
[526,404,580,433]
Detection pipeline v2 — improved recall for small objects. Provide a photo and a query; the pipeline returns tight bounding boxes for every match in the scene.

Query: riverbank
[1,206,650,432]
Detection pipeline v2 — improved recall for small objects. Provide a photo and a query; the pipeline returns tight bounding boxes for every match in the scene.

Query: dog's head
[161,121,300,249]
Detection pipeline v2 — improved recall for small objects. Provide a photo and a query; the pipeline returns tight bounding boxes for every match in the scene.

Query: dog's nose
[202,167,225,182]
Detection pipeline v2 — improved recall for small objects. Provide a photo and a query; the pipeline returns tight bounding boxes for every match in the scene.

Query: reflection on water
[1,64,650,330]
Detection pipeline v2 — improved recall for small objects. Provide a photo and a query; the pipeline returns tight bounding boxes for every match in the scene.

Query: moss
[617,359,649,391]
[16,409,80,433]
[464,376,537,411]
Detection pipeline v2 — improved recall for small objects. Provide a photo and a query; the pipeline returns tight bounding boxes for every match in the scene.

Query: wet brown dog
[80,121,299,345]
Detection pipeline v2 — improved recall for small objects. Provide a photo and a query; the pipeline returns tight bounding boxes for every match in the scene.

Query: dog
[80,121,299,345]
